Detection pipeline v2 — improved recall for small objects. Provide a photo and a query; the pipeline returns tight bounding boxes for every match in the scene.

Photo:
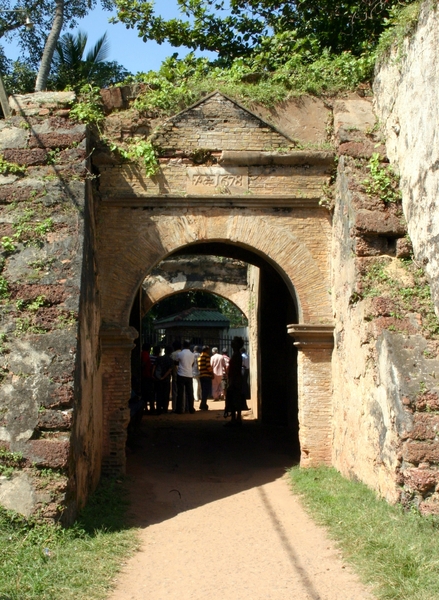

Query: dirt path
[107,404,374,600]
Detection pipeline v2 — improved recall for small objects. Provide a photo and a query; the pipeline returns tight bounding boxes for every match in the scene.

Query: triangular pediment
[152,91,294,155]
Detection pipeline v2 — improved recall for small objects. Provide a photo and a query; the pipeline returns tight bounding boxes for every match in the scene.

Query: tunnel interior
[129,241,299,450]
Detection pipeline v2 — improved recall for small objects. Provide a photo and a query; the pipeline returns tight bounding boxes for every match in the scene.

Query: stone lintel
[100,324,138,349]
[219,150,335,167]
[288,324,334,349]
[100,195,323,210]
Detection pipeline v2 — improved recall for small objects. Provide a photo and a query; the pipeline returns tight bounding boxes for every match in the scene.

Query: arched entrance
[98,217,333,474]
[95,92,334,475]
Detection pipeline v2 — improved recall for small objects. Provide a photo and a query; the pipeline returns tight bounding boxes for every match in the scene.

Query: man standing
[210,347,226,400]
[176,340,195,414]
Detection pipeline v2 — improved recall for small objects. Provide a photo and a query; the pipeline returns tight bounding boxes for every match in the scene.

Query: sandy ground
[107,402,374,600]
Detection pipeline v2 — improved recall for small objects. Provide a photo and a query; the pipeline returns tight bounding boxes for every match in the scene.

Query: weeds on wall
[375,1,423,65]
[0,446,25,479]
[12,210,54,247]
[125,49,375,119]
[363,153,402,204]
[69,84,105,127]
[110,139,159,178]
[361,256,439,338]
[0,155,26,176]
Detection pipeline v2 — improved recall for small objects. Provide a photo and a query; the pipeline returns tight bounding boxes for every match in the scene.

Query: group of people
[132,337,250,427]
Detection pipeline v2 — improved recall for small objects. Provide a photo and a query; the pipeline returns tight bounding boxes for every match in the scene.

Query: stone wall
[373,1,439,316]
[0,93,101,521]
[142,255,250,318]
[331,90,439,513]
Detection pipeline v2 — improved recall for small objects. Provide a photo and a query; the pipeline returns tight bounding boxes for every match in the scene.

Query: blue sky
[3,0,217,74]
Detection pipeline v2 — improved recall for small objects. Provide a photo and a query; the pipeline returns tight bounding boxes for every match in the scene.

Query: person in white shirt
[210,347,226,400]
[176,340,195,413]
[192,345,201,402]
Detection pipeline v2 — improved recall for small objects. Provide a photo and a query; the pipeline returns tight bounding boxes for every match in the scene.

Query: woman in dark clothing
[154,345,175,414]
[224,336,245,426]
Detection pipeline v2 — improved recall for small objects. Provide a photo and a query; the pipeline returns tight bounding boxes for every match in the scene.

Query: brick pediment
[151,91,294,155]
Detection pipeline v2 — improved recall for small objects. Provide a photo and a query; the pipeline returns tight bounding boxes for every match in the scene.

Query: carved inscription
[187,167,248,195]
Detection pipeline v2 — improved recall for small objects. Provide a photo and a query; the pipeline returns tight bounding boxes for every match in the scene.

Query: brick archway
[97,208,333,474]
[95,92,335,475]
[98,211,332,327]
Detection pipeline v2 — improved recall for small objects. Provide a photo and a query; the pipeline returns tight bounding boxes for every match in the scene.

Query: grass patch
[289,466,439,600]
[0,478,139,600]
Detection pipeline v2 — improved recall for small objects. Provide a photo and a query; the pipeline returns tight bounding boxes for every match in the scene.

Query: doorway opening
[128,241,299,446]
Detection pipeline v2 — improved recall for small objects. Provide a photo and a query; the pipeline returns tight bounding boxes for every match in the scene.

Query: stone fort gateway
[1,9,439,522]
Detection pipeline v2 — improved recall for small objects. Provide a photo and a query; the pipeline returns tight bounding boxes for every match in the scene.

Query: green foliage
[146,288,248,328]
[1,236,16,254]
[0,447,25,479]
[363,153,401,203]
[361,257,439,338]
[110,138,159,178]
[12,210,54,247]
[52,30,131,92]
[16,295,47,313]
[125,140,159,178]
[289,466,439,599]
[376,1,422,64]
[3,60,37,95]
[46,148,60,165]
[0,275,8,299]
[113,0,415,65]
[0,155,26,176]
[126,47,374,119]
[70,84,105,127]
[0,478,138,600]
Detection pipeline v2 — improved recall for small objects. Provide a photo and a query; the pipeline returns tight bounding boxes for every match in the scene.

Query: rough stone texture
[250,96,330,144]
[0,472,37,517]
[0,98,98,522]
[9,92,75,117]
[152,92,295,154]
[143,256,250,317]
[374,1,439,317]
[332,118,439,506]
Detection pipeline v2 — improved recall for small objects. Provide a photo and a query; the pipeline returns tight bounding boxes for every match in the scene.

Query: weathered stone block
[396,237,413,258]
[355,209,406,236]
[101,87,125,112]
[38,409,72,431]
[3,148,47,166]
[355,235,390,256]
[339,141,385,159]
[409,413,439,440]
[9,92,75,116]
[0,126,29,150]
[402,440,439,464]
[415,392,439,412]
[27,439,70,468]
[403,468,439,493]
[29,132,85,149]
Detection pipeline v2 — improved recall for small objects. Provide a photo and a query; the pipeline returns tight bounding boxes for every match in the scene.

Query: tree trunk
[35,0,64,91]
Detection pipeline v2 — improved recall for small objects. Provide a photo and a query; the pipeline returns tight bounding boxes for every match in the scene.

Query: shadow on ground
[124,407,300,529]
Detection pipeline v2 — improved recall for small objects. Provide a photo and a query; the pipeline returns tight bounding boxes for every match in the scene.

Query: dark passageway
[126,407,299,528]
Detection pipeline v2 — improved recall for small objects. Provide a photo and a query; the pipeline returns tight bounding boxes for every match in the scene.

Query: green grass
[0,478,139,600]
[289,466,439,600]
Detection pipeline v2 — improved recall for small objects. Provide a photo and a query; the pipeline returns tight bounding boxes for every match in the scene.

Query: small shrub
[0,154,26,175]
[70,84,105,127]
[363,153,401,203]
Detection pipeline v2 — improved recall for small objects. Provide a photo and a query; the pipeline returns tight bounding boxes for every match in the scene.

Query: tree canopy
[52,30,130,90]
[113,0,416,66]
[0,0,116,90]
